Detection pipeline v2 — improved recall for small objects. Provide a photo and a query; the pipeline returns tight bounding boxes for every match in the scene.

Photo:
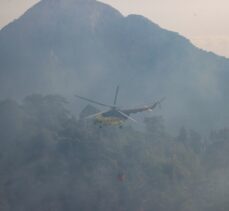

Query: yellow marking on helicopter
[95,114,123,126]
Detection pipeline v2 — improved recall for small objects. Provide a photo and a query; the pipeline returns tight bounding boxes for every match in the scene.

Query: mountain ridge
[0,0,229,131]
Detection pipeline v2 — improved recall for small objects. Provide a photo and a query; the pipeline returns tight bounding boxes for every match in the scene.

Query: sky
[0,0,229,58]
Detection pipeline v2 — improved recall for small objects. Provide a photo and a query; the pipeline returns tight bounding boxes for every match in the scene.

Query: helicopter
[75,86,164,127]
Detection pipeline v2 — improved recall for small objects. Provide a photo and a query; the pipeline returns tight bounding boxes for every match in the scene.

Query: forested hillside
[0,94,229,211]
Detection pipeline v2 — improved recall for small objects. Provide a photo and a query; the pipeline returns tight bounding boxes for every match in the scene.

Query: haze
[1,1,229,209]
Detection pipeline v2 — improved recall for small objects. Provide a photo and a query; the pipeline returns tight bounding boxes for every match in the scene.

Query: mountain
[0,0,229,131]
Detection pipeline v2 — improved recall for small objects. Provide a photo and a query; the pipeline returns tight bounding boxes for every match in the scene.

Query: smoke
[0,95,228,210]
[0,1,229,210]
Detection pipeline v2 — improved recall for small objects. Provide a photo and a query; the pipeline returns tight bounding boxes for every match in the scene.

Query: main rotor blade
[75,95,112,108]
[159,97,166,104]
[113,86,119,106]
[117,110,138,123]
[157,97,166,109]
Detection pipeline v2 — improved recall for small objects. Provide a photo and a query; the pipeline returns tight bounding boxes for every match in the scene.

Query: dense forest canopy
[0,94,229,211]
[1,1,229,210]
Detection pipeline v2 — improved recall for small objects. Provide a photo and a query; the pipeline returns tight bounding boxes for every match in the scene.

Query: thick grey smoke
[0,95,228,210]
[0,0,229,210]
[0,0,229,133]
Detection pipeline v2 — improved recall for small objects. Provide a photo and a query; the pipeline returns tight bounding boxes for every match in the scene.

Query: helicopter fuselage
[94,109,127,126]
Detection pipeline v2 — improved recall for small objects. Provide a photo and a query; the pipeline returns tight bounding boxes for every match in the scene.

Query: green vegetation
[0,94,228,211]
